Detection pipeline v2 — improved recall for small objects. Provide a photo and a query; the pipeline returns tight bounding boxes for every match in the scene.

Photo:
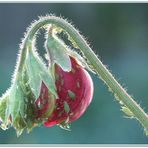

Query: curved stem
[19,16,148,135]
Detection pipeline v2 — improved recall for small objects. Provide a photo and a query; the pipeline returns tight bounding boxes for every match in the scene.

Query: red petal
[44,57,93,126]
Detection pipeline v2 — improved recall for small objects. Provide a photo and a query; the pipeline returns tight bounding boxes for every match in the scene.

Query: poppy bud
[44,57,93,127]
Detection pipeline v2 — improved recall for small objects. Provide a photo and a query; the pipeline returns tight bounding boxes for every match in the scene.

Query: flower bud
[44,57,94,127]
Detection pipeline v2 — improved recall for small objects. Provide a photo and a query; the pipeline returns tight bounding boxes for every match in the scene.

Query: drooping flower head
[0,17,94,136]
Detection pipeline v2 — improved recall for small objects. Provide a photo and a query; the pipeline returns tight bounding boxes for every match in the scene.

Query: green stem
[20,16,148,135]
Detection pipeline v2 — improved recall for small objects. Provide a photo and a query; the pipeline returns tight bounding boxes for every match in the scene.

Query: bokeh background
[0,3,148,144]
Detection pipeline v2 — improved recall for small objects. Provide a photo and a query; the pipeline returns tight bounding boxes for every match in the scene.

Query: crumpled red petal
[44,57,94,126]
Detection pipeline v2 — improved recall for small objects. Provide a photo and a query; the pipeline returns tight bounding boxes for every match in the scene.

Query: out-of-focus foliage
[0,3,148,144]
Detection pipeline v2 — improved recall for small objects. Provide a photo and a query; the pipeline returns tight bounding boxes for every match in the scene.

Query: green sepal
[0,90,10,130]
[0,46,57,136]
[13,113,26,137]
[66,47,95,73]
[58,120,71,131]
[25,47,57,99]
[46,32,71,72]
[0,66,44,136]
[0,92,8,122]
[53,28,96,73]
[6,82,25,123]
[0,81,27,135]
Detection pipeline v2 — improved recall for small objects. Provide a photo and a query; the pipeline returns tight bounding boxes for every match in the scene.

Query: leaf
[46,34,71,72]
[25,48,57,99]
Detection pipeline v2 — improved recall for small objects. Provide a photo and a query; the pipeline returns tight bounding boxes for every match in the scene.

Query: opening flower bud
[44,57,94,127]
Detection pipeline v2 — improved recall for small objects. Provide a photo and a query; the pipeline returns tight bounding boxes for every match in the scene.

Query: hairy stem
[19,16,148,135]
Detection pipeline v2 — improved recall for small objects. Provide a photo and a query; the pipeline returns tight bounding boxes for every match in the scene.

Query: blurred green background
[0,3,148,144]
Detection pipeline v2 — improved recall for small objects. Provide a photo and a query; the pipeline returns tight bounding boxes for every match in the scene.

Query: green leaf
[25,48,57,99]
[46,34,71,72]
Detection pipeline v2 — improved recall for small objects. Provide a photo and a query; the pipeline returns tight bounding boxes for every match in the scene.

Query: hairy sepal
[0,80,30,135]
[0,90,10,130]
[45,29,71,72]
[25,47,57,99]
[51,27,96,74]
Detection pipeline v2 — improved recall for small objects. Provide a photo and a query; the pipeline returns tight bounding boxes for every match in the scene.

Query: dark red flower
[44,57,94,126]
